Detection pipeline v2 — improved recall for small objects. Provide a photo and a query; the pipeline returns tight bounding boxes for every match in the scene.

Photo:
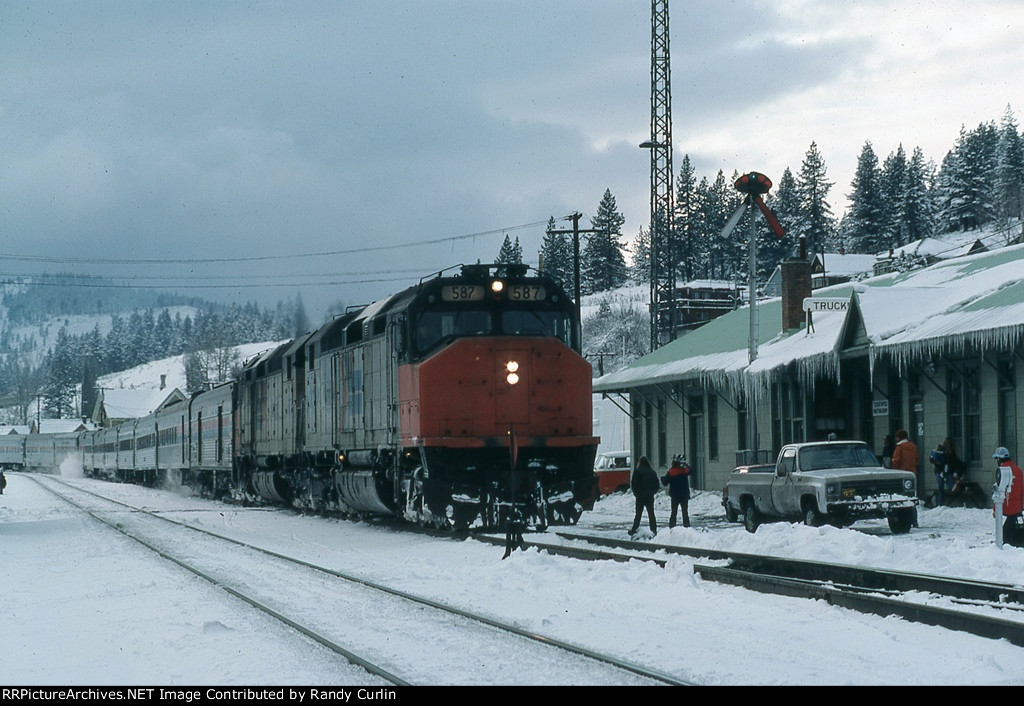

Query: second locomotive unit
[234,262,599,529]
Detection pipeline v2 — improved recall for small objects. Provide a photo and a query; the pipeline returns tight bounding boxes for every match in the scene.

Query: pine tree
[582,189,627,293]
[795,141,837,254]
[539,217,573,291]
[757,167,798,280]
[496,234,523,264]
[698,171,742,279]
[996,105,1024,227]
[939,122,999,232]
[629,225,651,284]
[691,176,712,277]
[42,327,78,419]
[903,146,934,243]
[880,144,908,248]
[846,141,886,253]
[675,155,699,281]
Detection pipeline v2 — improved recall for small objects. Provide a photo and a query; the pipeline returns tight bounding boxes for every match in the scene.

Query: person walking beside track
[629,456,659,536]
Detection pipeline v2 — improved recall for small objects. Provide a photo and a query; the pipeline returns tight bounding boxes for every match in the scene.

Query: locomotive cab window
[414,309,491,355]
[501,309,570,343]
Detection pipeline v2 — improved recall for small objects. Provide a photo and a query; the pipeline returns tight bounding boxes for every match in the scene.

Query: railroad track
[542,531,1024,647]
[27,474,689,686]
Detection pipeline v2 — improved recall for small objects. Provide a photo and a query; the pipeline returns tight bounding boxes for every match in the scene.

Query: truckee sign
[802,297,850,313]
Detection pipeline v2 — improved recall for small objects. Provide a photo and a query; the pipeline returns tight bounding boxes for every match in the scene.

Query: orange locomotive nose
[399,337,592,444]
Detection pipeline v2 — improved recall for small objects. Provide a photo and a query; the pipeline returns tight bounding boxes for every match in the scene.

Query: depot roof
[594,240,1024,396]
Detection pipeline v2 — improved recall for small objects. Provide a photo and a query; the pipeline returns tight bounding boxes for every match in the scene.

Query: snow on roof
[33,419,93,434]
[814,253,875,276]
[595,241,1024,395]
[876,233,987,262]
[679,279,736,290]
[98,388,185,420]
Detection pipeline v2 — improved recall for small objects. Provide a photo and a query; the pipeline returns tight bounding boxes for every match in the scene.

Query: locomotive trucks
[723,441,918,534]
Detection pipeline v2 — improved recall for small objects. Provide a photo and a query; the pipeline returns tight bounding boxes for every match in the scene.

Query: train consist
[4,264,600,529]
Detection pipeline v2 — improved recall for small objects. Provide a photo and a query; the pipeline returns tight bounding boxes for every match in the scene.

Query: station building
[594,241,1024,499]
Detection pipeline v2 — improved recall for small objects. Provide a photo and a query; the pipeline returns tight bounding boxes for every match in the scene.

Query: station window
[948,361,981,464]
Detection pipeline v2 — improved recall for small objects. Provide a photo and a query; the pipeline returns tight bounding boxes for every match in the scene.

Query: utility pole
[547,213,598,350]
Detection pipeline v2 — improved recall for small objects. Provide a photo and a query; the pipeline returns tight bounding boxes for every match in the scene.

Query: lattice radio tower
[642,0,676,350]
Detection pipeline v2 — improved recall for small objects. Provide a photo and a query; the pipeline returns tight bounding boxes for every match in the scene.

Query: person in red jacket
[891,429,919,474]
[662,455,691,528]
[994,447,1024,547]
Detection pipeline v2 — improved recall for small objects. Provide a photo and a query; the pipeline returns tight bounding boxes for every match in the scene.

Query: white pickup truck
[723,441,918,534]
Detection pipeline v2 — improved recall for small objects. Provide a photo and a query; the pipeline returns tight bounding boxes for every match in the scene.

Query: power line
[0,268,428,283]
[0,219,558,266]
[0,275,413,290]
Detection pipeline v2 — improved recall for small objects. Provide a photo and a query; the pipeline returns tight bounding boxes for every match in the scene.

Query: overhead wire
[0,218,559,290]
[0,218,558,266]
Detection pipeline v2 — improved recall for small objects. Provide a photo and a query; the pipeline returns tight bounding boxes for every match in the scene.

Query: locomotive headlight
[505,360,520,385]
[491,279,504,293]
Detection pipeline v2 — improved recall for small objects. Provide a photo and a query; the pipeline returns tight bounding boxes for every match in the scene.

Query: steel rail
[693,564,1024,647]
[27,475,410,686]
[554,529,1024,646]
[31,475,690,686]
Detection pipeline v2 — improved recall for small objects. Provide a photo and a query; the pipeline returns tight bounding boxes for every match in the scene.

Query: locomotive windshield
[412,304,572,356]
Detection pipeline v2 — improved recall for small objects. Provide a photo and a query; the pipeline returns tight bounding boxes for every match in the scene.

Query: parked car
[594,451,631,495]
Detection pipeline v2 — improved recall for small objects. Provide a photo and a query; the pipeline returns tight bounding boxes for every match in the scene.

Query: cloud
[1,1,1022,316]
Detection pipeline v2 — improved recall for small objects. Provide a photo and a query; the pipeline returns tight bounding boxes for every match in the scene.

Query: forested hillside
[0,275,310,424]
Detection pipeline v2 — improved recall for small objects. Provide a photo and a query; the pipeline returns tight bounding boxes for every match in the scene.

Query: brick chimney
[781,237,812,332]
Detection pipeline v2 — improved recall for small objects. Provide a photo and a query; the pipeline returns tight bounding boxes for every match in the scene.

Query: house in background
[29,419,94,434]
[810,253,876,289]
[872,235,989,276]
[764,252,875,297]
[673,279,738,332]
[91,386,187,427]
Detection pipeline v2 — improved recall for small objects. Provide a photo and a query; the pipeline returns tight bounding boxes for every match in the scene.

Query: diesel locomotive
[10,264,600,530]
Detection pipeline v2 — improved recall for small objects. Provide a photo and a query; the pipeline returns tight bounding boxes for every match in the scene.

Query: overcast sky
[2,1,1022,318]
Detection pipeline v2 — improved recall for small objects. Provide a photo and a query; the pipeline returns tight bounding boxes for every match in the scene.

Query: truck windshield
[799,444,882,471]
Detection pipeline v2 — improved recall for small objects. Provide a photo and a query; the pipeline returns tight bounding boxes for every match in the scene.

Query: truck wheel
[803,504,822,527]
[742,499,760,533]
[888,508,914,534]
[724,503,739,523]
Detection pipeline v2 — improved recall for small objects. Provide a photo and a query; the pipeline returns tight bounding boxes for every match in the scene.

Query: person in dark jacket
[662,455,691,528]
[930,437,962,506]
[0,469,6,495]
[881,434,895,469]
[629,456,659,536]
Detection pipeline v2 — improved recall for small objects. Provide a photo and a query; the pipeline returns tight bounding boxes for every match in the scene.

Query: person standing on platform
[629,456,659,536]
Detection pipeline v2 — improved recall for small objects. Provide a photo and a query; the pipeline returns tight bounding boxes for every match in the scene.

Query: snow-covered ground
[3,466,1024,686]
